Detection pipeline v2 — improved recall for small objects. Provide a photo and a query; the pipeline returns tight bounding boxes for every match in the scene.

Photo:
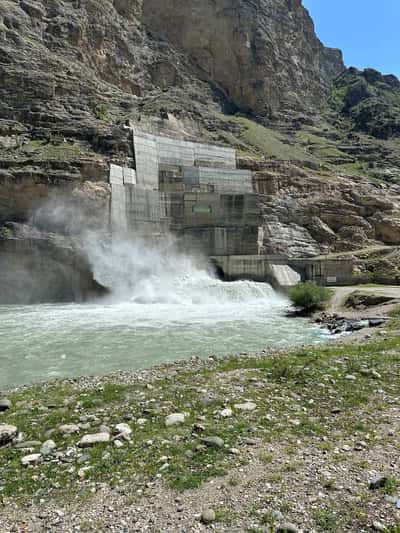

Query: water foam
[84,235,281,308]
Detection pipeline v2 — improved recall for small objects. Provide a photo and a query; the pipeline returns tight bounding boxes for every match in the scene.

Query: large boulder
[372,214,400,244]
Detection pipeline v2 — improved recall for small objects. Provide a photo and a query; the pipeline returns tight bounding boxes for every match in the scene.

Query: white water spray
[83,234,282,308]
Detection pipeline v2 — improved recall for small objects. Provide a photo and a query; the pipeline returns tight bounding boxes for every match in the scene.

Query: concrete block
[123,167,137,185]
[109,164,124,185]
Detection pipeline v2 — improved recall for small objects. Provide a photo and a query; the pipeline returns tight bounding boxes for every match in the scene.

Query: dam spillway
[107,127,353,288]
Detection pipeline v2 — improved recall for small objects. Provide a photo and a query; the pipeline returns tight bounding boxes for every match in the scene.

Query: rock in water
[165,413,185,427]
[78,433,110,448]
[0,424,17,446]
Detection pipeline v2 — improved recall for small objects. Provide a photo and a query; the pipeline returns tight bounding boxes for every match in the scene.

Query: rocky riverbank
[1,320,400,532]
[313,284,400,340]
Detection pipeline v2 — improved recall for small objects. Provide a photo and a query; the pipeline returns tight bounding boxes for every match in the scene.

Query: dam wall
[109,131,355,287]
[134,131,237,170]
[212,255,354,287]
[182,167,253,194]
[132,130,238,190]
[110,129,261,256]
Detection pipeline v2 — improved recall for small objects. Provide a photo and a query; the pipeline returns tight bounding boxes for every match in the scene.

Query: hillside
[0,0,400,265]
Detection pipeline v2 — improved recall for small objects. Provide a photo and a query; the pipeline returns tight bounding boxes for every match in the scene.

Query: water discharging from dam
[0,239,328,389]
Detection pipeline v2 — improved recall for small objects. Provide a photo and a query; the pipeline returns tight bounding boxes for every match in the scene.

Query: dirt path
[329,285,400,317]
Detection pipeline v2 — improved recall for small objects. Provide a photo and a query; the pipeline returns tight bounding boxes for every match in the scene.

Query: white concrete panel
[123,167,137,185]
[133,132,159,190]
[109,164,124,186]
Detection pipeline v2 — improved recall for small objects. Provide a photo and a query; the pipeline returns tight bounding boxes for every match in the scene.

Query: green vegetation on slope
[220,116,318,162]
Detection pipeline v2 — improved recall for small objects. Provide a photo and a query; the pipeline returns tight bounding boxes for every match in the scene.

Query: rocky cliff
[143,0,344,119]
[1,0,400,280]
[1,0,343,133]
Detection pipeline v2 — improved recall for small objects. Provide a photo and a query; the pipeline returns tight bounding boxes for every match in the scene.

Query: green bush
[289,282,333,312]
[94,103,109,121]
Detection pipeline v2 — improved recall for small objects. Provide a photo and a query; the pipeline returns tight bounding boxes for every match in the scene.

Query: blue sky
[302,0,400,78]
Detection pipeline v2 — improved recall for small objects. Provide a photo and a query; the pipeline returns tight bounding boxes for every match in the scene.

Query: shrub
[289,282,333,313]
[94,103,109,121]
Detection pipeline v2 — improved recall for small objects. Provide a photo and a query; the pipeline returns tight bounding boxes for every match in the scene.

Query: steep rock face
[0,0,229,225]
[0,224,108,304]
[0,0,344,131]
[251,161,400,257]
[143,0,344,119]
[0,0,224,135]
[1,0,400,271]
[330,68,400,139]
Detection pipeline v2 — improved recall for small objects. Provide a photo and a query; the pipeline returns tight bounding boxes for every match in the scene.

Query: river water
[0,240,328,389]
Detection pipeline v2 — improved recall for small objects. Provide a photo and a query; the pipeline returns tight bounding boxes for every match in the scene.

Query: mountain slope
[1,0,400,269]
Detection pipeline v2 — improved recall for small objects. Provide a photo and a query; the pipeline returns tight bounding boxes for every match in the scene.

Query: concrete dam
[0,127,353,304]
[109,128,353,288]
[109,128,306,289]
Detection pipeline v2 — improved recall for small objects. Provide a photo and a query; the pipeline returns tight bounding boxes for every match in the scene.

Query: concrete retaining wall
[212,255,354,287]
[132,133,159,190]
[290,258,354,286]
[110,164,137,186]
[183,227,259,256]
[182,193,260,228]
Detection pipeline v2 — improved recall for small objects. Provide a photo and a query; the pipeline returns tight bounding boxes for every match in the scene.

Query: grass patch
[314,509,339,532]
[1,139,99,162]
[222,116,318,162]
